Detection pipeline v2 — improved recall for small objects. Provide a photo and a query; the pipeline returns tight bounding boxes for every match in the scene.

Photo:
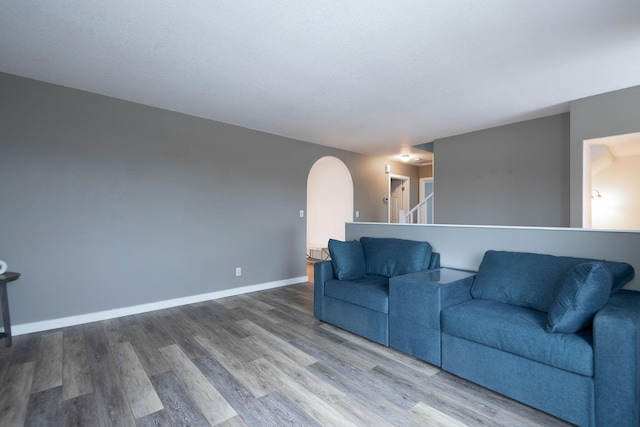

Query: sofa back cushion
[471,250,634,312]
[328,239,366,280]
[360,237,433,278]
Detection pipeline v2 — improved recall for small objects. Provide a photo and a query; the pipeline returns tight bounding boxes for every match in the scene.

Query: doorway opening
[583,132,640,230]
[306,157,354,281]
[388,174,410,223]
[419,177,434,224]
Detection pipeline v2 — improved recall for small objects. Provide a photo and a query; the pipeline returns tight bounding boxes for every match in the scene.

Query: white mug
[0,260,7,275]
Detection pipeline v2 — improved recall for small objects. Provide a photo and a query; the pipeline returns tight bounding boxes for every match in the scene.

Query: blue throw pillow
[546,262,612,334]
[328,239,366,280]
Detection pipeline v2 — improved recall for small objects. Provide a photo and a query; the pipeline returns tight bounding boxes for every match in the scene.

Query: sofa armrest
[593,290,640,427]
[313,261,335,319]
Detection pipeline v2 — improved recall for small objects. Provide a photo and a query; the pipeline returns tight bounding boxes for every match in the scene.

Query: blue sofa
[313,237,440,345]
[315,245,640,426]
[438,250,638,427]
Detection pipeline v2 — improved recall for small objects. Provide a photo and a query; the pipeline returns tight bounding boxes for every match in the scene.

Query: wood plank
[194,334,276,398]
[289,338,373,381]
[84,322,136,426]
[25,385,63,427]
[102,317,129,347]
[10,332,41,365]
[165,306,211,337]
[259,349,345,405]
[215,296,241,310]
[330,395,398,427]
[0,334,18,383]
[409,401,469,427]
[62,325,92,401]
[191,321,261,364]
[250,357,359,427]
[238,320,317,366]
[370,365,498,425]
[252,307,346,346]
[449,372,570,427]
[492,407,569,427]
[258,390,322,427]
[192,355,282,426]
[159,344,237,425]
[124,324,170,377]
[32,331,63,392]
[111,341,164,419]
[134,409,175,427]
[0,361,36,426]
[234,294,279,313]
[321,323,440,375]
[214,414,250,427]
[148,309,208,359]
[149,371,210,426]
[117,314,140,328]
[62,393,99,427]
[261,286,312,314]
[306,361,428,427]
[258,292,314,321]
[134,312,176,349]
[187,302,253,340]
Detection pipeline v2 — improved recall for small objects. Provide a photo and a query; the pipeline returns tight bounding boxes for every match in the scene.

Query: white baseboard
[12,276,308,336]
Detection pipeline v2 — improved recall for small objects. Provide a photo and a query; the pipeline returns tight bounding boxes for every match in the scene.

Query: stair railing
[401,192,434,224]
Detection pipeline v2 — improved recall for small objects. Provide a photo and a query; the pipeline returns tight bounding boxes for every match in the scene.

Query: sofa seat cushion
[324,276,389,313]
[442,299,594,376]
[471,250,635,312]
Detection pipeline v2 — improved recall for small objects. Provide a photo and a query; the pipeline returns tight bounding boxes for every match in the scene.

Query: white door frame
[388,174,410,223]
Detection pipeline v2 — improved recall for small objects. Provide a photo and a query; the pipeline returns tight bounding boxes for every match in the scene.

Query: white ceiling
[2,1,640,159]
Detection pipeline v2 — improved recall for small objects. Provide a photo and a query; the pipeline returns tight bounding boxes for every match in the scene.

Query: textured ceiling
[1,1,640,158]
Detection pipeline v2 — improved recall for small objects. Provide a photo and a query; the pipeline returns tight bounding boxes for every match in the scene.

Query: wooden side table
[0,272,20,346]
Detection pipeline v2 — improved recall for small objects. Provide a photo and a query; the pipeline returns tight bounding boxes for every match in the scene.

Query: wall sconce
[591,189,602,199]
[385,164,391,174]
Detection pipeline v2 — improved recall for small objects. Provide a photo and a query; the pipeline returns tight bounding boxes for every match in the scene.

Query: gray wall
[433,114,570,227]
[0,73,418,328]
[346,223,640,291]
[569,85,640,227]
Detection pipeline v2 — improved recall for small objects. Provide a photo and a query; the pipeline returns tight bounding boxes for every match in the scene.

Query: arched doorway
[306,157,354,278]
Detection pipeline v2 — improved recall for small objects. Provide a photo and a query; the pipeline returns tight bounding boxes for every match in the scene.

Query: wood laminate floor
[0,282,572,426]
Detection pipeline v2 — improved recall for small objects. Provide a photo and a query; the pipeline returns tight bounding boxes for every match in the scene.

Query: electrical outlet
[299,210,304,218]
[235,267,242,277]
[355,211,360,218]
